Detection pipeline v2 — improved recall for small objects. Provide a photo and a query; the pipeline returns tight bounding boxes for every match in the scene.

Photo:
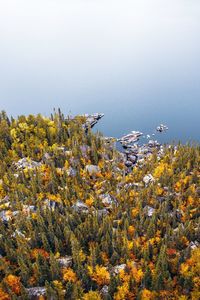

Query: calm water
[0,0,200,143]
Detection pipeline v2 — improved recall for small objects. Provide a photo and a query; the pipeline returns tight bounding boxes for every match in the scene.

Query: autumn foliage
[0,110,199,299]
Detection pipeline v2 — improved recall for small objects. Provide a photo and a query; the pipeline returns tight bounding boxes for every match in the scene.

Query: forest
[0,110,199,300]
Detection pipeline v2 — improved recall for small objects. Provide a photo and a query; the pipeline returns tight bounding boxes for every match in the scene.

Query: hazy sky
[0,0,200,140]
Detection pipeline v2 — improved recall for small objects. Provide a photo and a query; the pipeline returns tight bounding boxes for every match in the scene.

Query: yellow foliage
[49,126,57,136]
[129,190,137,198]
[180,248,200,277]
[88,265,110,286]
[131,267,144,283]
[37,192,44,200]
[187,195,194,206]
[56,168,64,176]
[180,263,189,275]
[54,252,60,259]
[18,122,29,131]
[114,282,129,300]
[153,162,166,178]
[79,249,86,262]
[127,240,134,250]
[53,280,63,290]
[83,291,101,300]
[46,193,61,203]
[128,225,135,236]
[64,160,70,169]
[98,160,104,169]
[153,162,173,179]
[178,296,188,300]
[191,291,200,300]
[10,128,17,139]
[62,268,77,283]
[119,269,130,283]
[85,197,94,207]
[155,186,164,196]
[31,212,37,220]
[0,183,5,198]
[131,207,139,218]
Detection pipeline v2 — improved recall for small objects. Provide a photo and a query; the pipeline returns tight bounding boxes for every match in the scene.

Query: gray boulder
[57,256,73,268]
[111,264,126,275]
[72,200,89,213]
[26,287,46,299]
[85,165,100,175]
[144,206,155,217]
[143,174,155,186]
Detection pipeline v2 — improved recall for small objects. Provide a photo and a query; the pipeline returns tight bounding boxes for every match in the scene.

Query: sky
[0,0,200,141]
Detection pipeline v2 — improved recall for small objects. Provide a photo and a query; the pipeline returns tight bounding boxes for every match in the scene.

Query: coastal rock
[67,167,77,177]
[83,113,104,129]
[100,285,109,296]
[118,131,143,146]
[100,194,117,208]
[11,230,25,238]
[15,157,41,170]
[23,205,36,214]
[72,200,89,213]
[0,210,11,223]
[125,160,133,167]
[111,264,126,275]
[148,140,160,148]
[43,152,51,161]
[143,174,155,185]
[26,287,46,299]
[57,256,73,268]
[173,224,184,233]
[144,206,155,217]
[85,165,100,175]
[157,196,166,203]
[80,145,90,156]
[189,241,199,250]
[129,155,137,163]
[156,124,168,133]
[96,208,109,218]
[43,199,58,210]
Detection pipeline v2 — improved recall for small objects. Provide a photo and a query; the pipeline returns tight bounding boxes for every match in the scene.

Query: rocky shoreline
[85,113,168,171]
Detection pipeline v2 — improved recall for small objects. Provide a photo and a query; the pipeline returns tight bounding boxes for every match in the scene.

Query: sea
[0,0,200,144]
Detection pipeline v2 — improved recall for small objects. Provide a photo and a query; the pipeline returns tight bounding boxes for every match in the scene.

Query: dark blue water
[0,0,200,143]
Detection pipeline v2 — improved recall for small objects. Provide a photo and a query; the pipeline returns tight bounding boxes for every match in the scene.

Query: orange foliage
[101,252,109,265]
[4,275,21,295]
[0,288,10,300]
[167,248,177,256]
[31,248,49,260]
[28,276,37,286]
[141,289,154,300]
